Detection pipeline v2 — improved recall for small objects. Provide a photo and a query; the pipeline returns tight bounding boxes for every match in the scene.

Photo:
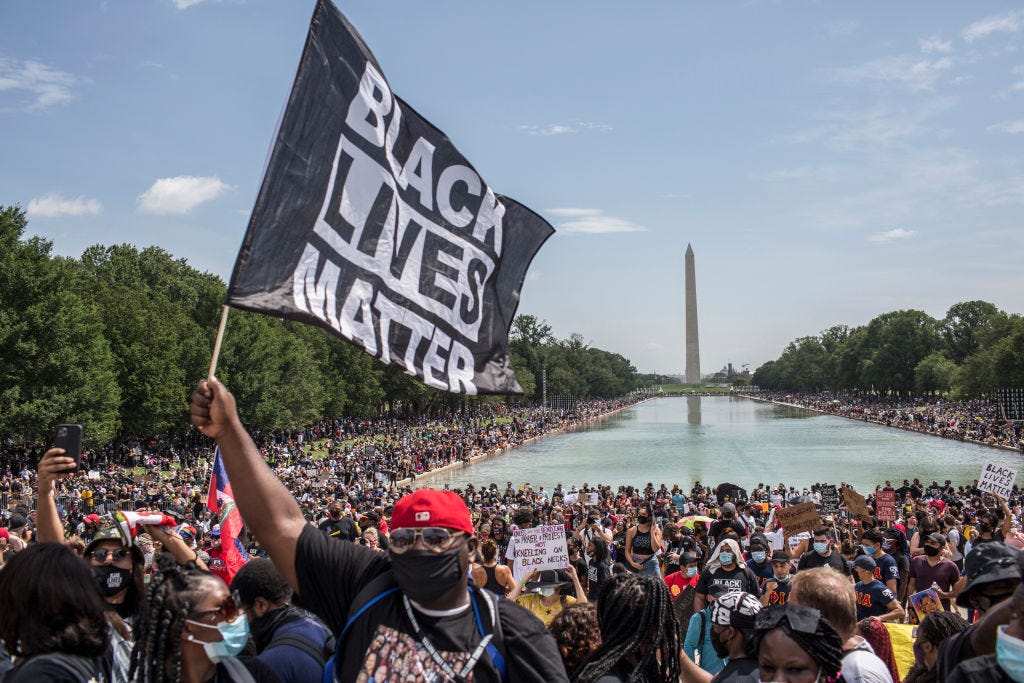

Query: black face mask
[93,565,132,598]
[639,515,650,523]
[390,547,465,602]
[923,545,941,557]
[710,626,731,659]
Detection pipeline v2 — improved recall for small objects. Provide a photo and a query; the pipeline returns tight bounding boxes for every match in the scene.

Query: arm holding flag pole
[190,378,307,591]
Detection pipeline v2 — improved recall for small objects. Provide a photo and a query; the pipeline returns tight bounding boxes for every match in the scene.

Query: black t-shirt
[293,525,568,682]
[695,565,761,597]
[5,656,102,683]
[709,519,747,544]
[798,549,851,576]
[318,516,358,541]
[711,656,758,682]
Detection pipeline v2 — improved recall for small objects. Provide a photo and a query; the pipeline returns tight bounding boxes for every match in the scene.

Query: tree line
[751,302,1024,397]
[0,206,639,445]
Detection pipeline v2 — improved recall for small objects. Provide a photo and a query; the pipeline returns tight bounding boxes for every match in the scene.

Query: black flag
[226,0,553,395]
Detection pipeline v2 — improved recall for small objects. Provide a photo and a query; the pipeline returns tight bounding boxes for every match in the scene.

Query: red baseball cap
[391,489,474,536]
[84,514,101,524]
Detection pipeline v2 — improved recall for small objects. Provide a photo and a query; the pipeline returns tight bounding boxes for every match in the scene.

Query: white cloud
[0,57,76,111]
[519,120,612,136]
[832,55,953,91]
[919,36,952,54]
[1012,65,1024,75]
[547,208,645,234]
[988,119,1024,134]
[788,99,956,152]
[963,11,1023,43]
[136,176,231,214]
[171,0,211,8]
[868,228,917,243]
[27,193,102,218]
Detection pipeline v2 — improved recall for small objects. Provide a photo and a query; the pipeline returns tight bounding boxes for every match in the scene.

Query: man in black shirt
[709,503,747,546]
[798,527,851,577]
[708,591,762,682]
[318,502,359,542]
[191,379,568,683]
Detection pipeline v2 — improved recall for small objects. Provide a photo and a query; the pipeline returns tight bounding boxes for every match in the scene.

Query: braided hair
[573,572,680,683]
[128,565,220,683]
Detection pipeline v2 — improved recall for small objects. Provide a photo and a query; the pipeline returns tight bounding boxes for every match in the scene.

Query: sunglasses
[90,548,130,563]
[389,527,467,554]
[756,605,823,634]
[188,591,242,624]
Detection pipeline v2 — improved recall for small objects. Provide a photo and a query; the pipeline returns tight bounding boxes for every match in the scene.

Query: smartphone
[55,424,83,471]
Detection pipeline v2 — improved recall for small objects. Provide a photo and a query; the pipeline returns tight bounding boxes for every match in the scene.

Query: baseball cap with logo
[711,590,762,629]
[390,489,474,535]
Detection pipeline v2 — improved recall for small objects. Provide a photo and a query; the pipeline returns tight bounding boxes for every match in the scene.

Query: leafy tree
[0,207,120,444]
[914,352,958,395]
[941,301,1008,364]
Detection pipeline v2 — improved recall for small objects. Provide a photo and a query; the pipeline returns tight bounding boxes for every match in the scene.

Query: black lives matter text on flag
[226,0,553,395]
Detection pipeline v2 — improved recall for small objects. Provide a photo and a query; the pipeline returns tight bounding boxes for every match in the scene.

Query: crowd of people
[3,380,1024,681]
[747,391,1024,452]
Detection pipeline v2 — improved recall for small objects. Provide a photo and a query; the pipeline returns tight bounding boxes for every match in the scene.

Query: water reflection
[687,395,701,425]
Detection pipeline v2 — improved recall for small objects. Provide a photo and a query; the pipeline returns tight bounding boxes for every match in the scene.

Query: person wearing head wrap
[755,604,845,683]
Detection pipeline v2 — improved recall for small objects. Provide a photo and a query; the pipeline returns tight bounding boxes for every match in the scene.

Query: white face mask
[540,587,557,597]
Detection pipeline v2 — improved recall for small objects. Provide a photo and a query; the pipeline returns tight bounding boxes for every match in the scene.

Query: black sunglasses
[90,548,130,563]
[755,605,823,634]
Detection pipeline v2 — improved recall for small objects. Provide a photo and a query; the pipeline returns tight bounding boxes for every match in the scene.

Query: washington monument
[684,243,701,384]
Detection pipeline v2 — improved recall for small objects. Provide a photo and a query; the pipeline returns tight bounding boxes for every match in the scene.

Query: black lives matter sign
[226,0,553,394]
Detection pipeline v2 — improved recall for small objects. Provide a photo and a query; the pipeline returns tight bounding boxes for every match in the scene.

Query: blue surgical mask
[997,626,1024,683]
[814,542,829,555]
[774,573,790,582]
[686,566,698,577]
[718,552,734,565]
[186,613,250,663]
[862,544,876,555]
[751,550,767,564]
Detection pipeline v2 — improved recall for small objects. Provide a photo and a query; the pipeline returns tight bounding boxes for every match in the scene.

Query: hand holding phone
[55,424,83,472]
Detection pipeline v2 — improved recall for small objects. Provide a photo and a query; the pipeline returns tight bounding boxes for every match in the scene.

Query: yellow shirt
[516,593,576,626]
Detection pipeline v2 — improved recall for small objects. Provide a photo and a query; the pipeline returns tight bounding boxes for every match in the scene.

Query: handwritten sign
[876,489,897,522]
[512,523,569,574]
[842,485,873,522]
[775,502,822,536]
[979,462,1018,499]
[820,486,840,514]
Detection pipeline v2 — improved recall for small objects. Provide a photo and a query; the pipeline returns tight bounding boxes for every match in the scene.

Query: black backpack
[12,652,109,683]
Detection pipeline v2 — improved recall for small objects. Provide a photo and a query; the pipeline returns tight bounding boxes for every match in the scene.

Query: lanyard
[402,588,495,682]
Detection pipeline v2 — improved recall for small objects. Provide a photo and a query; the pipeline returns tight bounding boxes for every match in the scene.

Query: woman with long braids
[753,605,845,683]
[129,564,278,683]
[573,572,681,683]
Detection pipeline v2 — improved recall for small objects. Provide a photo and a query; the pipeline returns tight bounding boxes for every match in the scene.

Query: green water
[416,396,1014,492]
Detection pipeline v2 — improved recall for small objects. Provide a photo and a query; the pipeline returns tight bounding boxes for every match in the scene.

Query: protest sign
[842,485,873,522]
[511,523,569,574]
[909,588,944,621]
[979,462,1017,499]
[583,492,599,506]
[820,485,840,514]
[225,0,553,395]
[562,492,579,506]
[775,502,822,536]
[876,489,897,522]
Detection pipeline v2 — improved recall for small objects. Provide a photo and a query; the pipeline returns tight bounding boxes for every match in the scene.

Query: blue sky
[3,2,1023,376]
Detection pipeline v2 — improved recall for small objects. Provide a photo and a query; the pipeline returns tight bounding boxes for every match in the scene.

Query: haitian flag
[224,0,553,395]
[207,447,248,583]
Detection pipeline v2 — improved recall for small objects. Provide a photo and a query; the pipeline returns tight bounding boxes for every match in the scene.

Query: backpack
[954,526,968,557]
[264,621,335,668]
[324,571,507,683]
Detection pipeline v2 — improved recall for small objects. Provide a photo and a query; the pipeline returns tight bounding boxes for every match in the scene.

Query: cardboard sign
[511,524,569,574]
[775,502,822,536]
[820,486,840,514]
[583,492,599,506]
[876,489,897,522]
[842,485,873,522]
[979,462,1018,499]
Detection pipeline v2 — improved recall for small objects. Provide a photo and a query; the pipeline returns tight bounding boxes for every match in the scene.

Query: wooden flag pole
[208,305,231,381]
